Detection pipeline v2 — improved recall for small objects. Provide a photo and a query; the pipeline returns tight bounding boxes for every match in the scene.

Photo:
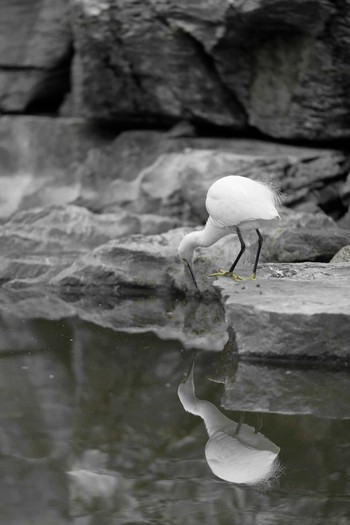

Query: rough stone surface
[1,208,345,288]
[0,205,182,257]
[70,0,246,128]
[267,227,350,262]
[0,0,72,112]
[70,0,350,140]
[215,263,350,359]
[1,207,350,357]
[2,117,349,222]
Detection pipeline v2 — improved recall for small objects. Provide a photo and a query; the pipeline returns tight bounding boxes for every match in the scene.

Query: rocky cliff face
[70,0,350,140]
[1,0,350,140]
[0,0,72,113]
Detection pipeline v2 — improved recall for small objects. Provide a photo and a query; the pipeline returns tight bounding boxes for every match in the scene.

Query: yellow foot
[208,269,243,282]
[208,268,229,277]
[246,273,257,281]
[229,272,244,282]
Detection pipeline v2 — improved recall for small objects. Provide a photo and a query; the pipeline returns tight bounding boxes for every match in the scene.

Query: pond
[0,314,350,524]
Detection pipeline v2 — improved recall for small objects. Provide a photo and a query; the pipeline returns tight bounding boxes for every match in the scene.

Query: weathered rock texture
[1,206,350,356]
[1,1,350,141]
[70,0,350,140]
[0,0,72,113]
[1,117,350,221]
[215,263,350,360]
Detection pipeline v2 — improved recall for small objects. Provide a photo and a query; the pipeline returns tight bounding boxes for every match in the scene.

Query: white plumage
[178,356,281,485]
[178,175,281,287]
[206,176,279,229]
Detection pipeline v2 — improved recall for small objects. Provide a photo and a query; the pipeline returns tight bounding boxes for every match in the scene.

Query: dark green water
[0,315,350,524]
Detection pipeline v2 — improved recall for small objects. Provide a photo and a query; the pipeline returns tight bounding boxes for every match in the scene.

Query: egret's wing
[206,177,278,228]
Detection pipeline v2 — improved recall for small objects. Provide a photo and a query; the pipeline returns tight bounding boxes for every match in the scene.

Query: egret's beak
[184,259,199,290]
[181,351,197,384]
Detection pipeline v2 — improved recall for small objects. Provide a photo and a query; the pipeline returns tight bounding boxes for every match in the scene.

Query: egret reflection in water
[178,356,281,486]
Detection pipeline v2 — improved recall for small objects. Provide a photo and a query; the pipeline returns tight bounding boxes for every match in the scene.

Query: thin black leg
[253,229,263,275]
[229,227,245,273]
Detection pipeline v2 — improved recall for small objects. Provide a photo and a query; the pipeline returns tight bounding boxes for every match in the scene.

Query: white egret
[178,356,281,486]
[178,175,281,287]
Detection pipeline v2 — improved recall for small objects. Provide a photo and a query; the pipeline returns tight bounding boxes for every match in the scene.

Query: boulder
[0,205,182,257]
[48,228,194,294]
[0,0,72,113]
[267,227,350,262]
[70,0,246,128]
[72,139,350,221]
[1,117,349,222]
[214,262,350,359]
[44,213,349,293]
[1,217,350,356]
[3,212,350,358]
[46,223,350,359]
[70,0,350,140]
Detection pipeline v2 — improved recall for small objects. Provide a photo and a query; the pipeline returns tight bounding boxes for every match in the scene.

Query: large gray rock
[1,207,348,287]
[69,0,246,128]
[267,227,350,262]
[2,214,349,357]
[0,205,182,257]
[0,0,72,112]
[1,117,349,221]
[70,0,350,140]
[41,213,349,290]
[62,139,350,221]
[214,262,350,359]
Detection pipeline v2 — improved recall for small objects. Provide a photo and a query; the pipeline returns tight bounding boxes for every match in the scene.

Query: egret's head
[178,233,199,289]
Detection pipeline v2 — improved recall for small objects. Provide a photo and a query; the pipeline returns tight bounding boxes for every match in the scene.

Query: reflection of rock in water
[67,450,140,520]
[178,356,281,486]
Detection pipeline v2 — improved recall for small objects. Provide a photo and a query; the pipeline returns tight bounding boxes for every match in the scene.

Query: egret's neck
[178,375,236,438]
[178,375,199,416]
[178,220,229,262]
[198,218,230,247]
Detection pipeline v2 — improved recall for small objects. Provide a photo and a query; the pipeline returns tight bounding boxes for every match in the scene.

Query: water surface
[0,315,350,524]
